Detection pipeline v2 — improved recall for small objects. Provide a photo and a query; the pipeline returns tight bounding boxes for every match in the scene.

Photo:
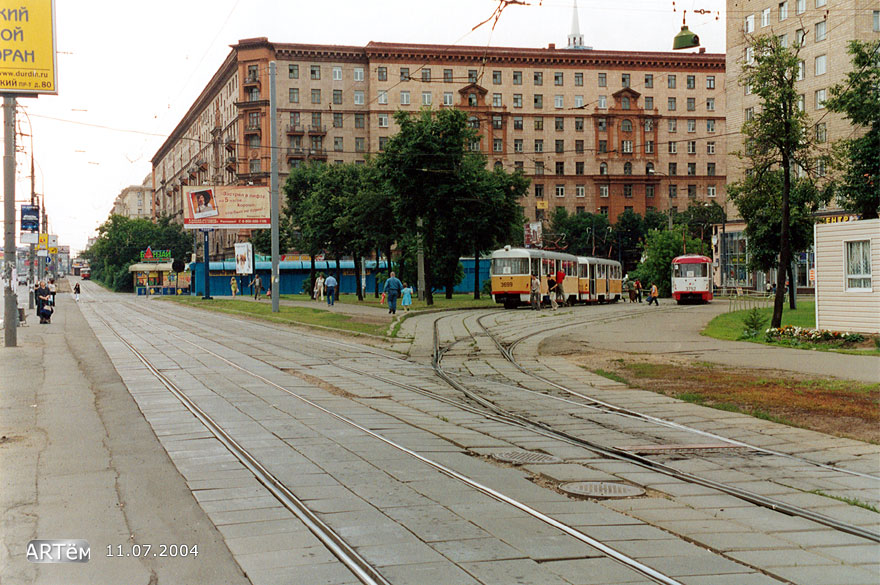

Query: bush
[740,307,767,339]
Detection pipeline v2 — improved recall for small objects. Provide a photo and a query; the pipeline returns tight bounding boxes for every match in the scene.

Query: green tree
[674,201,726,256]
[732,34,821,327]
[612,209,646,273]
[633,227,702,297]
[823,40,880,220]
[549,209,610,256]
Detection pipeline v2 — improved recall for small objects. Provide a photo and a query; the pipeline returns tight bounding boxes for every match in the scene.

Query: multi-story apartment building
[721,0,879,289]
[111,176,153,220]
[152,35,726,259]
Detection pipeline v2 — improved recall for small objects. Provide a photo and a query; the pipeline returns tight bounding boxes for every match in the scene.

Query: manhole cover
[492,450,561,465]
[560,482,645,499]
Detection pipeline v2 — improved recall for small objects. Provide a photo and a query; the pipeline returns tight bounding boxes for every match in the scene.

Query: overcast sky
[13,0,726,253]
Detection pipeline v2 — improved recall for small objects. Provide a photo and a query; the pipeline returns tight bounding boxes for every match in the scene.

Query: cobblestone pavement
[4,282,877,585]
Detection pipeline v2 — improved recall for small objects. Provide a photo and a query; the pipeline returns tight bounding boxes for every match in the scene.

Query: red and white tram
[671,255,713,303]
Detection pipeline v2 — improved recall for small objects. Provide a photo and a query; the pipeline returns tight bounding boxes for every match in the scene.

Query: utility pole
[269,61,279,313]
[28,150,35,309]
[4,97,17,347]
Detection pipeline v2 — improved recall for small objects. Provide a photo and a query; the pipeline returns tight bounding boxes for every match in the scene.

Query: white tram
[671,254,713,303]
[490,246,621,309]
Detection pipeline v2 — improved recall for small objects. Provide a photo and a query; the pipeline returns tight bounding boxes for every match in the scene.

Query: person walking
[647,283,660,306]
[383,271,403,315]
[230,276,239,297]
[251,274,263,300]
[400,282,413,312]
[73,282,81,302]
[48,278,57,306]
[530,274,542,310]
[314,273,325,301]
[324,274,338,306]
[555,268,566,307]
[547,276,558,311]
[634,279,643,303]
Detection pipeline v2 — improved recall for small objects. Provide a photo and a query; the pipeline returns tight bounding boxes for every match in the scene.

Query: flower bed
[766,326,865,344]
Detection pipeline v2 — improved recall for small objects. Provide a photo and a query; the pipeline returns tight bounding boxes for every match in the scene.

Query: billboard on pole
[0,1,58,95]
[182,186,270,229]
[234,242,253,274]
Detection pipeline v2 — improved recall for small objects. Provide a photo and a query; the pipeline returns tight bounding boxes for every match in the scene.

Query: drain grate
[560,481,645,499]
[492,450,562,465]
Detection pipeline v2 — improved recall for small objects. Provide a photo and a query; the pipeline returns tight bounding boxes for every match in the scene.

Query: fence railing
[717,287,773,313]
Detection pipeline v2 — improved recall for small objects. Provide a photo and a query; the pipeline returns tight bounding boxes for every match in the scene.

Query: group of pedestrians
[530,270,568,311]
[311,273,338,306]
[381,272,412,315]
[626,278,659,306]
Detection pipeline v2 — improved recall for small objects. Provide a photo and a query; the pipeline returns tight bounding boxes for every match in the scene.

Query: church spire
[567,1,587,50]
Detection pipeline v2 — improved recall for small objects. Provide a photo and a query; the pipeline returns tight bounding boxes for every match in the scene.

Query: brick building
[152,33,726,259]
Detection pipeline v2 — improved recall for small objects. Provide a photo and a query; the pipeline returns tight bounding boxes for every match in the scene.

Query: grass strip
[808,490,879,514]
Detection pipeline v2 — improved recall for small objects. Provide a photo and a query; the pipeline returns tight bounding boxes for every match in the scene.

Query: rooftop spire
[567,1,589,50]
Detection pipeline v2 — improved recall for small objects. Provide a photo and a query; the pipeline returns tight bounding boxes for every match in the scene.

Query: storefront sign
[140,247,171,262]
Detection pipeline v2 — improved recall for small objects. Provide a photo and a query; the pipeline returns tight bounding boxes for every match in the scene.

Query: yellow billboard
[0,1,57,95]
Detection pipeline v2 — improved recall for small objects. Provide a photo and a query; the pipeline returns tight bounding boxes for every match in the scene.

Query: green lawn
[280,293,498,312]
[702,301,815,341]
[159,297,388,336]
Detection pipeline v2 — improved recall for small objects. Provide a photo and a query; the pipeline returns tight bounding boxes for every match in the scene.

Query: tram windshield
[674,263,709,278]
[492,258,529,275]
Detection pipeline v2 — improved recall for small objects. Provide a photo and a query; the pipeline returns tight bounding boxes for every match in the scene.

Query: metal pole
[269,61,280,313]
[28,150,34,309]
[202,229,212,299]
[416,217,425,301]
[4,97,17,346]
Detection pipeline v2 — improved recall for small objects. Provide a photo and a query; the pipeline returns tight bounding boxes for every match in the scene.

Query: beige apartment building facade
[152,37,726,259]
[111,176,153,220]
[720,0,879,290]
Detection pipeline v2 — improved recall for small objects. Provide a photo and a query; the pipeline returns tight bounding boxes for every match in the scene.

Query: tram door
[589,263,596,301]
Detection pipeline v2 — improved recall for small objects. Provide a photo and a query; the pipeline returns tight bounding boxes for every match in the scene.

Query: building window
[598,95,607,109]
[355,90,365,105]
[745,107,754,121]
[645,141,654,154]
[621,97,631,110]
[621,73,630,88]
[534,94,543,108]
[574,72,583,86]
[491,70,502,85]
[555,117,564,131]
[575,117,584,131]
[514,139,523,153]
[745,14,755,32]
[644,119,654,132]
[688,162,696,175]
[469,116,480,129]
[311,89,321,104]
[816,158,827,177]
[598,72,606,87]
[797,60,805,80]
[494,138,503,153]
[401,91,410,105]
[248,135,260,149]
[421,68,431,82]
[669,141,677,154]
[554,72,564,86]
[707,185,716,198]
[668,97,676,111]
[646,185,655,198]
[534,139,543,153]
[622,140,633,153]
[513,116,523,130]
[332,66,342,81]
[535,162,544,175]
[422,92,432,106]
[621,119,633,132]
[707,119,716,132]
[798,94,805,111]
[378,90,388,105]
[874,10,879,31]
[846,241,872,290]
[645,74,653,88]
[377,66,387,81]
[815,89,826,109]
[668,119,677,132]
[442,92,453,106]
[492,93,502,107]
[576,184,585,198]
[333,136,343,152]
[289,88,299,103]
[555,139,564,153]
[443,68,453,82]
[378,113,389,128]
[796,0,805,14]
[249,158,261,173]
[688,184,697,198]
[669,184,677,198]
[355,113,365,128]
[599,140,607,154]
[624,184,633,198]
[815,54,826,76]
[555,95,564,108]
[707,162,716,176]
[599,184,609,198]
[643,96,653,110]
[535,117,544,131]
[379,137,388,151]
[780,33,788,48]
[332,89,343,105]
[687,75,695,89]
[512,93,523,108]
[600,206,609,215]
[575,140,584,153]
[669,162,678,175]
[575,161,584,175]
[687,119,696,133]
[687,97,696,111]
[816,122,827,143]
[513,70,522,85]
[310,65,321,80]
[707,141,715,154]
[687,141,697,154]
[534,71,543,85]
[624,162,633,175]
[556,184,565,197]
[668,75,676,89]
[600,162,608,175]
[795,28,806,46]
[575,95,584,108]
[354,67,364,82]
[535,184,544,198]
[779,1,788,20]
[761,8,771,27]
[493,115,503,129]
[470,139,481,152]
[597,118,607,132]
[400,67,410,81]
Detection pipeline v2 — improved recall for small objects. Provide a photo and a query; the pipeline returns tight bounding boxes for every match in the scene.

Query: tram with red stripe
[671,255,712,303]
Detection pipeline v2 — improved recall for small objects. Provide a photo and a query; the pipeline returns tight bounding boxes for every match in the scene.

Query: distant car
[18,275,27,285]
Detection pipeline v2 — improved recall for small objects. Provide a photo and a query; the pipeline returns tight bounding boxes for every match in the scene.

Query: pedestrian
[48,278,57,306]
[400,282,413,312]
[634,279,643,303]
[383,271,403,315]
[530,274,542,310]
[314,273,325,301]
[547,276,558,311]
[230,276,238,297]
[38,302,54,324]
[555,268,567,307]
[764,279,772,297]
[35,280,50,317]
[324,274,338,306]
[251,274,263,300]
[73,282,81,302]
[647,282,659,306]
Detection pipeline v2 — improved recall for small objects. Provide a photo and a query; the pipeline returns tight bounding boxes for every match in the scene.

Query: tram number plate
[500,281,514,288]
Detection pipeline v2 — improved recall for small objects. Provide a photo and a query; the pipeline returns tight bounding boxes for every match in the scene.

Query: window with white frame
[378,90,388,105]
[513,94,522,108]
[797,60,805,80]
[576,184,585,198]
[554,95,564,108]
[669,141,677,154]
[707,97,715,111]
[797,94,805,111]
[354,67,364,82]
[687,119,696,133]
[354,90,365,105]
[707,141,715,154]
[645,140,654,154]
[555,185,565,197]
[846,240,872,290]
[422,92,432,106]
[401,91,410,105]
[622,140,633,153]
[599,184,609,198]
[815,54,826,76]
[779,1,788,20]
[815,20,827,41]
[332,66,342,80]
[687,140,697,154]
[575,95,584,108]
[762,7,771,26]
[796,0,805,14]
[493,93,502,107]
[443,92,453,106]
[378,113,389,128]
[598,95,607,109]
[494,139,503,153]
[707,119,716,132]
[707,185,717,198]
[745,14,755,32]
[815,89,826,109]
[816,0,826,5]
[668,119,677,132]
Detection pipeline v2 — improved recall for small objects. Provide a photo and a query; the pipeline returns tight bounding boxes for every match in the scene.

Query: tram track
[85,296,699,585]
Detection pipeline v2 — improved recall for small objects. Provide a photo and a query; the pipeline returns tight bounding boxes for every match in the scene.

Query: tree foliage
[822,40,880,219]
[632,227,702,297]
[84,215,192,291]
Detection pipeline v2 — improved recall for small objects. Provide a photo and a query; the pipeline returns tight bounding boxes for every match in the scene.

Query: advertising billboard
[0,1,58,95]
[234,242,253,275]
[182,185,270,229]
[20,204,39,231]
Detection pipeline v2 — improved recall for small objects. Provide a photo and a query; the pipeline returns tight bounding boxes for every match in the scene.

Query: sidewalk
[564,299,880,383]
[0,293,250,584]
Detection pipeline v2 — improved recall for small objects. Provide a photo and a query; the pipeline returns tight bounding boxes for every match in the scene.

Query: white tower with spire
[566,1,590,50]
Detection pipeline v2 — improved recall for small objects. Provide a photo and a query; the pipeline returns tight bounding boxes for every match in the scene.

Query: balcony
[286,124,305,135]
[243,74,260,88]
[307,148,327,160]
[308,125,327,135]
[244,124,261,135]
[286,147,306,160]
[225,156,237,172]
[225,136,236,152]
[234,98,269,108]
